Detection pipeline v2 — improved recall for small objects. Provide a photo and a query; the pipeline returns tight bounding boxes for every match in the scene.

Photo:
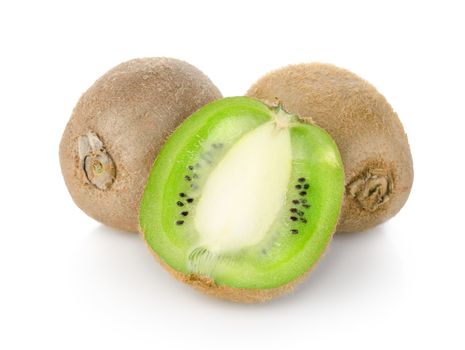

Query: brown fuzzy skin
[60,58,221,232]
[247,63,413,233]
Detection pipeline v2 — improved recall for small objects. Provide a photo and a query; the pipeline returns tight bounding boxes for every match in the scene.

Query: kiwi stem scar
[348,169,392,212]
[78,131,116,190]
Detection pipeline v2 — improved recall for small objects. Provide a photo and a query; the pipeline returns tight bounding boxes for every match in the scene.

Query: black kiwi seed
[188,165,194,171]
[298,211,304,216]
[303,184,309,189]
[290,208,298,213]
[303,204,310,208]
[185,175,192,181]
[300,218,307,223]
[301,199,307,204]
[295,184,302,189]
[176,201,184,207]
[181,211,189,216]
[290,216,298,221]
[186,198,194,203]
[291,229,299,234]
[292,199,300,205]
[298,177,305,183]
[299,191,307,196]
[176,220,184,225]
[179,193,186,197]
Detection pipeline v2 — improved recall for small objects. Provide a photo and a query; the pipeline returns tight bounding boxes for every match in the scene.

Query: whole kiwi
[247,63,413,233]
[60,58,221,232]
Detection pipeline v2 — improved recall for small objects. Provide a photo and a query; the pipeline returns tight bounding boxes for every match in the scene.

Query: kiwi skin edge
[247,63,414,233]
[142,239,316,303]
[59,58,222,232]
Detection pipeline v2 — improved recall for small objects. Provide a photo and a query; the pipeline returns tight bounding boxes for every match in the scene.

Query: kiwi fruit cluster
[60,58,413,303]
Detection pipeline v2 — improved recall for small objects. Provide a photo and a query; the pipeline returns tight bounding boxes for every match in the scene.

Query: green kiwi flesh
[139,97,344,302]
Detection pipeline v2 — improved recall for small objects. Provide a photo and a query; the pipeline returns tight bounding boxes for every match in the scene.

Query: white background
[1,1,464,349]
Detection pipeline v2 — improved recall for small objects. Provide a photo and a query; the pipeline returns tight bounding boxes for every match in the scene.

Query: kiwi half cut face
[140,97,344,302]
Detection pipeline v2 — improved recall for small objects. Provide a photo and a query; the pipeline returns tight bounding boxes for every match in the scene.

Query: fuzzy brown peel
[60,58,221,232]
[247,63,413,233]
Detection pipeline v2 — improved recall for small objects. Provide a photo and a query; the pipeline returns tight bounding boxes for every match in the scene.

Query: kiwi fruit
[246,63,413,233]
[139,97,344,303]
[60,57,222,232]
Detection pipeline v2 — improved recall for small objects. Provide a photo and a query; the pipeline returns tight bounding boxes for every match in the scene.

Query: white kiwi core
[194,121,292,254]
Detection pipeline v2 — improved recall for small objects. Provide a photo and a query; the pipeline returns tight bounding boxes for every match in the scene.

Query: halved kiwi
[139,97,344,303]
